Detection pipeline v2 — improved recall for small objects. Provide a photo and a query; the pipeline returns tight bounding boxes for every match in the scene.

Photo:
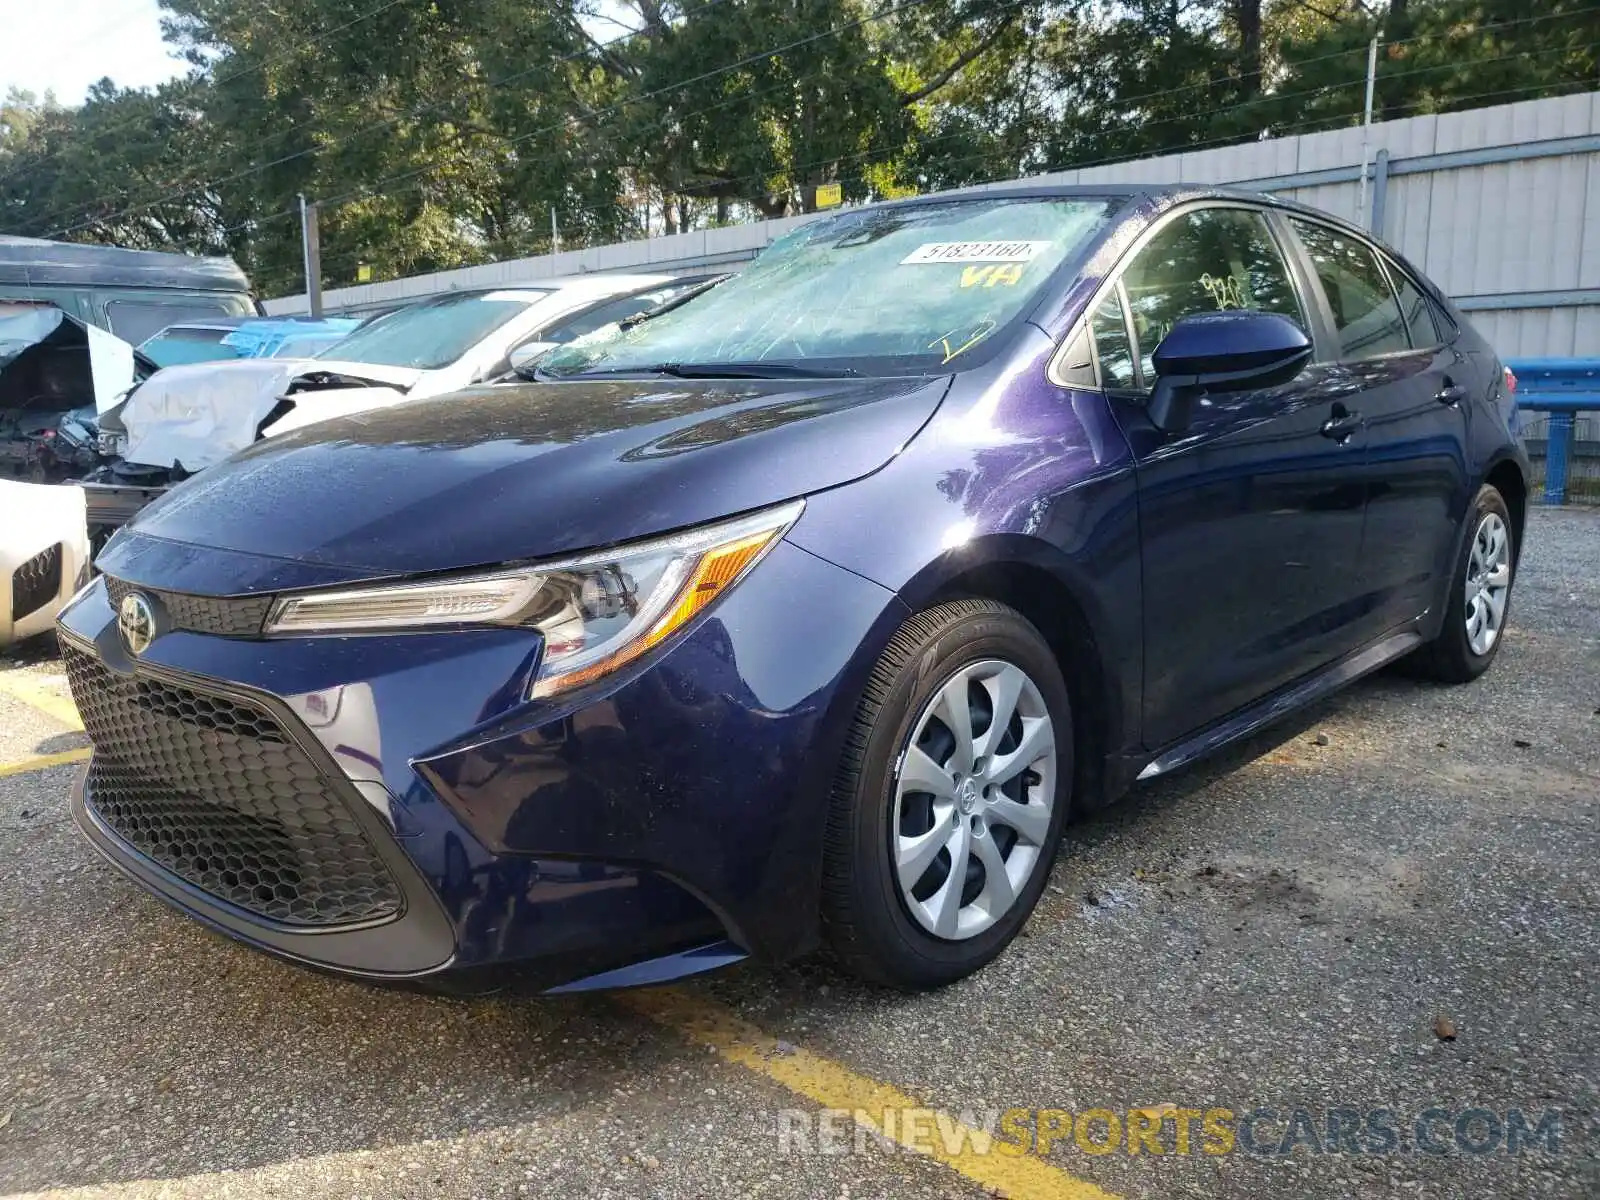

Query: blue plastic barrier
[1505,358,1600,505]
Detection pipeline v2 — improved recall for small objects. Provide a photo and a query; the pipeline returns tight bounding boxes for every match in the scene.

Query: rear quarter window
[1382,256,1447,348]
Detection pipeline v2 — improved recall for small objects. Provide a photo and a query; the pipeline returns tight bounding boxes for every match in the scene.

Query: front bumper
[58,536,904,988]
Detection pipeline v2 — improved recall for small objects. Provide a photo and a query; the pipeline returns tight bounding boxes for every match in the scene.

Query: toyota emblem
[117,592,157,656]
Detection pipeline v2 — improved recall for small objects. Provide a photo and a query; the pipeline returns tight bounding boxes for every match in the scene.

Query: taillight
[1503,365,1517,395]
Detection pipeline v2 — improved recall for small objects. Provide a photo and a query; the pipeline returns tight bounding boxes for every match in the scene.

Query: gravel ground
[1,507,1595,1200]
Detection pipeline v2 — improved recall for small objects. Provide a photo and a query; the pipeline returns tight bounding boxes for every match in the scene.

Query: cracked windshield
[540,197,1118,378]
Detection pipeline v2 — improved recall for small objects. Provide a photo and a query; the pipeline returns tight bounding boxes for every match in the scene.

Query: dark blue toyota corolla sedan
[58,186,1527,992]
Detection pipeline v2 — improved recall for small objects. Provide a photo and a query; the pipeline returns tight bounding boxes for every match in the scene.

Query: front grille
[102,576,274,638]
[63,643,401,927]
[11,543,63,623]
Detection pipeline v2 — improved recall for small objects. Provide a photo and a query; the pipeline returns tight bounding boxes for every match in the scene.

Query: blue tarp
[221,317,363,358]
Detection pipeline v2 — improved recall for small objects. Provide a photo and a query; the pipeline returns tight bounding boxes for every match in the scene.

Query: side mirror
[1147,310,1312,433]
[507,341,559,375]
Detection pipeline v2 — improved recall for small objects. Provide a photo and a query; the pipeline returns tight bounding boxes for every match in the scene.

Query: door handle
[1436,378,1467,406]
[1320,407,1363,443]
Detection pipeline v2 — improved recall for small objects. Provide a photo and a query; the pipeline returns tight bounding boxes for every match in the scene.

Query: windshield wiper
[616,278,727,331]
[564,361,861,380]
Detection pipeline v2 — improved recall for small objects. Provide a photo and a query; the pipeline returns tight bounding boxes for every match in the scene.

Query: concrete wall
[265,92,1600,358]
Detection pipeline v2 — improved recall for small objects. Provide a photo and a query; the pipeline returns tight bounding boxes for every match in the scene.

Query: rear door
[1087,204,1370,750]
[1282,220,1470,639]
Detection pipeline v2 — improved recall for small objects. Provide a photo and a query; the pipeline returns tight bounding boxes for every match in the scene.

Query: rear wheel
[1412,484,1515,683]
[821,600,1071,989]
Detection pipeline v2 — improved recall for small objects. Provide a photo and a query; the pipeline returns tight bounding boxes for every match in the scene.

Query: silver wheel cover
[890,659,1058,941]
[1465,511,1512,656]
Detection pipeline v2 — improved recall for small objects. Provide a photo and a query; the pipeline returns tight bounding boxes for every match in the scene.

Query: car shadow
[696,667,1409,1011]
[0,668,1423,1194]
[28,729,90,756]
[0,850,687,1193]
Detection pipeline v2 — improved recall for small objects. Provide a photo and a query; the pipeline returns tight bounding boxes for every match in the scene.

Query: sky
[0,0,634,106]
[0,0,184,105]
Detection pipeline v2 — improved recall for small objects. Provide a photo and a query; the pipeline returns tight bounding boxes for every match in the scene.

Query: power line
[4,0,413,229]
[227,0,954,238]
[16,0,1600,265]
[305,103,1381,289]
[48,0,1600,243]
[23,0,1600,240]
[304,57,1600,292]
[1381,74,1600,118]
[310,20,1600,288]
[292,23,1600,288]
[314,92,1379,285]
[674,31,1600,219]
[33,0,750,239]
[10,0,1402,237]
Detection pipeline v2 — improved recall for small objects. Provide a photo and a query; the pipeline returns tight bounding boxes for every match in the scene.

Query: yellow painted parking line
[0,747,91,778]
[622,987,1122,1200]
[0,671,82,730]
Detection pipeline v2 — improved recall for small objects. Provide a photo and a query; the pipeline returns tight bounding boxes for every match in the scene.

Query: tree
[0,0,1592,296]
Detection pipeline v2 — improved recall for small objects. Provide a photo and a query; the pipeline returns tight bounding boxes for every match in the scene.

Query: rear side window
[1118,207,1306,384]
[105,299,234,344]
[1383,257,1445,348]
[0,286,90,323]
[1289,221,1409,359]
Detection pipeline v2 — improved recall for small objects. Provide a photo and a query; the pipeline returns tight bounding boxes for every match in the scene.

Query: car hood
[118,374,951,580]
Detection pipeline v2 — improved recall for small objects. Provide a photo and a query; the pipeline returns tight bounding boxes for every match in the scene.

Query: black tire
[1411,484,1516,683]
[821,599,1072,989]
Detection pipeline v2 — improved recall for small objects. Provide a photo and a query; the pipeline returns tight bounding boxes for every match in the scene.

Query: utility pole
[299,194,323,317]
[1357,36,1379,231]
[551,207,561,256]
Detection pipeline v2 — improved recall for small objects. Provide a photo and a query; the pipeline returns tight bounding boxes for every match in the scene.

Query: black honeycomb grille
[63,644,401,927]
[11,542,63,623]
[102,575,274,638]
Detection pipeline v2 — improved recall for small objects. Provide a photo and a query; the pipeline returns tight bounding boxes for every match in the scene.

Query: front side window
[1290,220,1409,359]
[321,289,552,370]
[1116,207,1305,384]
[540,197,1120,378]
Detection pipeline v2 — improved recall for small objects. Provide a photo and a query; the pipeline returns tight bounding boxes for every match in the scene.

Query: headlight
[263,500,804,699]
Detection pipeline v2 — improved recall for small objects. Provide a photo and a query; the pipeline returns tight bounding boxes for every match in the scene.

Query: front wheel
[821,600,1072,989]
[1411,484,1516,683]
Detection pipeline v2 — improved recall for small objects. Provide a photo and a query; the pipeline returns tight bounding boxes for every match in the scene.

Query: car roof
[0,235,253,293]
[414,273,686,307]
[872,182,1377,240]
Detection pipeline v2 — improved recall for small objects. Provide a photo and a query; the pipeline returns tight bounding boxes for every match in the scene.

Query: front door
[1090,205,1370,751]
